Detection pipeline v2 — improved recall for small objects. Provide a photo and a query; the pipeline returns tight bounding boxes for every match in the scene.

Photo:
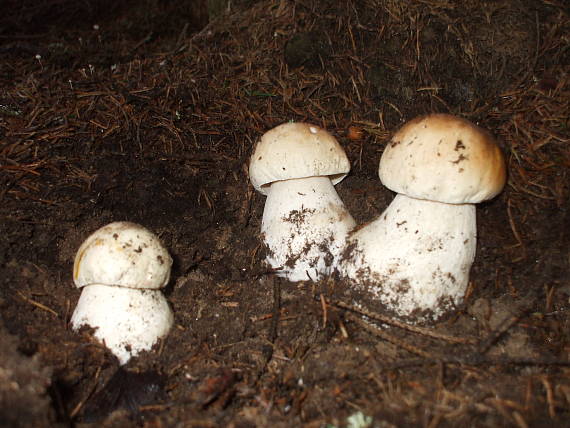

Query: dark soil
[1,0,569,426]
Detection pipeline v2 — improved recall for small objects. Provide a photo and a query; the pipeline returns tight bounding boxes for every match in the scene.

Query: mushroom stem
[340,194,476,321]
[262,175,356,281]
[71,284,174,365]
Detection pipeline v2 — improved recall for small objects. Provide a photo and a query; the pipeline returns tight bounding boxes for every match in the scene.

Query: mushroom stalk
[340,194,476,321]
[262,176,356,282]
[71,284,173,365]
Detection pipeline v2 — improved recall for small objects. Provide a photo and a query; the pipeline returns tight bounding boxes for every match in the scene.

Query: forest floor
[0,0,569,426]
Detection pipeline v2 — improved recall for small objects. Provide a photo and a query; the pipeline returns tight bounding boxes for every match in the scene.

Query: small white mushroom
[71,221,174,364]
[339,114,506,322]
[249,122,356,282]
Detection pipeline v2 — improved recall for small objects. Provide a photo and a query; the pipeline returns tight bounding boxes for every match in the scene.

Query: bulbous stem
[261,176,356,282]
[71,284,173,365]
[340,193,476,322]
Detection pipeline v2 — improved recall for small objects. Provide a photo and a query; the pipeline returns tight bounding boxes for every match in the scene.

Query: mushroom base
[339,194,476,323]
[71,284,174,364]
[261,176,356,282]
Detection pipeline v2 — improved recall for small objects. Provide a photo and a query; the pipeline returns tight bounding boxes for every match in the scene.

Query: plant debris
[0,0,568,426]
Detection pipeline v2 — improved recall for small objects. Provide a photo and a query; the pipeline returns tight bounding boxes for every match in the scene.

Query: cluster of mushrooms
[250,114,506,322]
[70,113,506,364]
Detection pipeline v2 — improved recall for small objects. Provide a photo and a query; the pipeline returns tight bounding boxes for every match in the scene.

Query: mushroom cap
[379,114,507,204]
[249,122,350,195]
[73,222,172,290]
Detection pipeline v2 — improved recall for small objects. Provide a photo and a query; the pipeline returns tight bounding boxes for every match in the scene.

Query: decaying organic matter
[0,0,568,426]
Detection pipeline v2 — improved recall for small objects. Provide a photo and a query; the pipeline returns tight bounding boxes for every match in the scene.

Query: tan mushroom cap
[379,114,507,204]
[249,122,350,195]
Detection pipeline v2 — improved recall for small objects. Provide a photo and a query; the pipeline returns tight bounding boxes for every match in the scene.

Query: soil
[1,0,569,427]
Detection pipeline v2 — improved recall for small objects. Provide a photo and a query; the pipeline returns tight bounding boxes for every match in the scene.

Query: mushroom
[71,221,174,364]
[249,122,356,282]
[339,114,506,322]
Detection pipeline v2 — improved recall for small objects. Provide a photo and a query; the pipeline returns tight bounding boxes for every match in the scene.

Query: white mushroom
[339,114,506,322]
[249,122,356,282]
[71,221,174,364]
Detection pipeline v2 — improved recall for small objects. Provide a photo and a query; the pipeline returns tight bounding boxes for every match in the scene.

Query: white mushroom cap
[249,122,351,195]
[73,222,172,290]
[379,114,506,204]
[71,284,174,364]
